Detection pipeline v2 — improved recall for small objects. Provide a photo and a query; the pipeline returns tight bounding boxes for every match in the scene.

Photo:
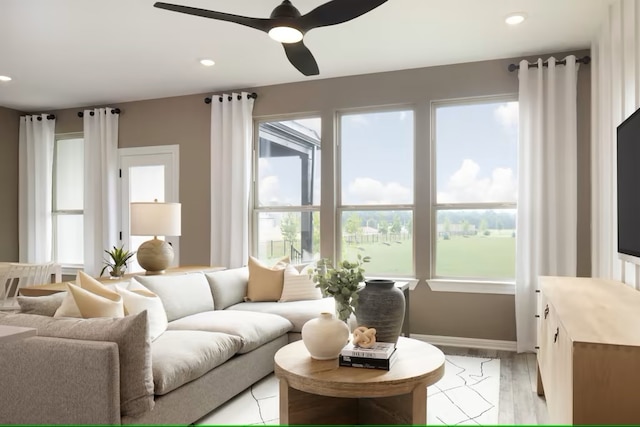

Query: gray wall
[0,106,21,261]
[3,49,591,341]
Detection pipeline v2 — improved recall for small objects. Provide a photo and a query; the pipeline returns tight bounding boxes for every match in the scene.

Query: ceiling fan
[154,0,388,76]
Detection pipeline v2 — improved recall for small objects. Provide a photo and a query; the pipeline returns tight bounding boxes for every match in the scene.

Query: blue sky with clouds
[258,101,518,206]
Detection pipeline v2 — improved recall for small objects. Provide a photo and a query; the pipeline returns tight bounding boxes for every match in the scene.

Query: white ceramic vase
[301,312,349,360]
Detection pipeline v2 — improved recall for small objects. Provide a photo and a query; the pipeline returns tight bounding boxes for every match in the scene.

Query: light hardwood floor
[436,346,548,425]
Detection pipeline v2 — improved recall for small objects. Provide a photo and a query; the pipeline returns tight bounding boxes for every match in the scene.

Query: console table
[18,265,222,296]
[274,337,445,425]
[537,276,640,424]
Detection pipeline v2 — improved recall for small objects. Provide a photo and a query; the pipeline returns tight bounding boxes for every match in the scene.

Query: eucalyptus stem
[310,254,371,322]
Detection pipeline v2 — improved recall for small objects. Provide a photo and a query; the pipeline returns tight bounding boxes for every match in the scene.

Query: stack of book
[339,342,398,370]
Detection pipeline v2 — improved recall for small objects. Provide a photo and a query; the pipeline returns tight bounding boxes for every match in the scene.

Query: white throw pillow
[279,263,322,302]
[116,279,168,341]
[54,271,123,318]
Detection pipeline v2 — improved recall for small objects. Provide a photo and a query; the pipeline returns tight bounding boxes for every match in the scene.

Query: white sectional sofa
[0,266,334,425]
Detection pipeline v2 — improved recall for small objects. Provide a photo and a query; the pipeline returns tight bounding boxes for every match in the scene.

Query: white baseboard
[411,333,517,352]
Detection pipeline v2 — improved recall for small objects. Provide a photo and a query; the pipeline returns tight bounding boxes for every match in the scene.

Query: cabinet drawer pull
[554,327,559,343]
[544,305,549,319]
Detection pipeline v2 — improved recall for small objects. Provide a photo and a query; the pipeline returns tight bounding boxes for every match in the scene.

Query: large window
[52,134,84,266]
[253,118,321,264]
[339,109,414,275]
[433,98,518,280]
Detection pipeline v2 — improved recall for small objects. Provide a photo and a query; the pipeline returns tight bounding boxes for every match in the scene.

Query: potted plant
[100,245,136,278]
[310,254,371,322]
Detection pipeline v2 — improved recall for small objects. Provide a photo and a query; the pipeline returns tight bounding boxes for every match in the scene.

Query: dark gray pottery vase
[355,279,405,345]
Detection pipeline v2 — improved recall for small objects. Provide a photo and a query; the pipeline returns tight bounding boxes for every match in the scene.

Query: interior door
[119,145,179,273]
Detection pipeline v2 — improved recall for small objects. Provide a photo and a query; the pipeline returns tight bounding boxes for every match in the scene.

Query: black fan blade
[298,0,388,31]
[154,2,271,33]
[283,41,319,76]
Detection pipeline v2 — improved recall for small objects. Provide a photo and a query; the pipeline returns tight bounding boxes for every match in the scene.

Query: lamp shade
[130,202,181,236]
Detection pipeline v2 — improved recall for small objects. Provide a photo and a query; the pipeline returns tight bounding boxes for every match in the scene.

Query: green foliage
[280,213,300,244]
[310,254,371,322]
[100,245,135,277]
[345,212,363,236]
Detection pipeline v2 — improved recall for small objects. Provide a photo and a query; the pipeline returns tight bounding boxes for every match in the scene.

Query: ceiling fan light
[268,26,303,43]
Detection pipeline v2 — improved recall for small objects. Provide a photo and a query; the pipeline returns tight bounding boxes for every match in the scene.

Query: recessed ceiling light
[505,12,527,26]
[0,75,12,82]
[200,59,215,67]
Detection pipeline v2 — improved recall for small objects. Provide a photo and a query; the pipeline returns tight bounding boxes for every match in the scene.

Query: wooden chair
[0,262,60,310]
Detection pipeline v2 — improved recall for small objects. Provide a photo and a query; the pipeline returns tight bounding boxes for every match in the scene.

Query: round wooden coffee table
[274,337,445,425]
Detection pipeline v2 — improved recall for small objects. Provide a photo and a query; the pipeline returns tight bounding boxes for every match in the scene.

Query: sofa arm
[0,336,121,425]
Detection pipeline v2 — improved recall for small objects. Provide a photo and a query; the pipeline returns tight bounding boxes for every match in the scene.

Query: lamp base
[137,238,174,275]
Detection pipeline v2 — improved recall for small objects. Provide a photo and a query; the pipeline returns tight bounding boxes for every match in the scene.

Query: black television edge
[617,107,640,262]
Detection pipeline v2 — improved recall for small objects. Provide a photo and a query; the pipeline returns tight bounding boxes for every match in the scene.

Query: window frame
[251,115,322,264]
[52,132,84,272]
[428,95,518,294]
[336,105,417,278]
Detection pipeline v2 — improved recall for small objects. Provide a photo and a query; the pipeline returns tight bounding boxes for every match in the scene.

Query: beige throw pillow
[279,263,322,302]
[245,256,289,302]
[54,271,124,318]
[67,283,125,318]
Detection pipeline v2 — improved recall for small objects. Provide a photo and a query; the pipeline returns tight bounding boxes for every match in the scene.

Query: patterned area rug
[197,354,500,425]
[428,355,500,425]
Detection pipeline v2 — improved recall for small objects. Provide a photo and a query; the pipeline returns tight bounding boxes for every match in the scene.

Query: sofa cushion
[136,272,214,322]
[167,311,292,353]
[17,292,67,316]
[280,263,322,302]
[151,330,242,395]
[227,298,336,333]
[245,256,288,302]
[0,311,153,417]
[205,267,249,310]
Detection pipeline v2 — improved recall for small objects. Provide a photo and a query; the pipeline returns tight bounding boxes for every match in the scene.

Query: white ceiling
[0,0,612,112]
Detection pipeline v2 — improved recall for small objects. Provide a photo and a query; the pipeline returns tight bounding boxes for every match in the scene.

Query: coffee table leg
[412,383,427,424]
[279,379,290,425]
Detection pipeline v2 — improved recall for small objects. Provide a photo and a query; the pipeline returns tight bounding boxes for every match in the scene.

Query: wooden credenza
[537,276,640,424]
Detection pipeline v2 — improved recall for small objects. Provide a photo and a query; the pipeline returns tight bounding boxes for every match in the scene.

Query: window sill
[426,279,515,295]
[366,276,419,291]
[60,264,83,278]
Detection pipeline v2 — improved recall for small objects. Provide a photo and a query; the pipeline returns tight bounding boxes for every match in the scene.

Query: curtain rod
[508,55,591,72]
[204,92,258,104]
[23,114,56,121]
[77,108,121,118]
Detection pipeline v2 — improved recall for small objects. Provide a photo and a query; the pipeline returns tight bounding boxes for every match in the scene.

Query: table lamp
[130,200,181,275]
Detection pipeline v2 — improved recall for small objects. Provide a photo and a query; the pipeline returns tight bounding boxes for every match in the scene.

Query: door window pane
[130,165,165,202]
[129,164,166,272]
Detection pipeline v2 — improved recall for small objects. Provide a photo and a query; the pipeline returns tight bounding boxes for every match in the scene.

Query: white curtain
[515,56,579,353]
[18,114,56,263]
[83,108,119,276]
[210,92,255,268]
